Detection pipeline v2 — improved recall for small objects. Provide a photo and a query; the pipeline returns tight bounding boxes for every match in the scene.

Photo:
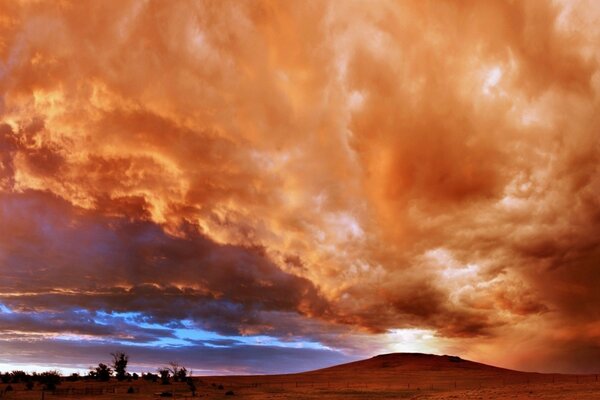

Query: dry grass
[2,375,598,399]
[1,354,599,399]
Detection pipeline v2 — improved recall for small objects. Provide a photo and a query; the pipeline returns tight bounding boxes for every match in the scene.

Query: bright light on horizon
[386,329,440,355]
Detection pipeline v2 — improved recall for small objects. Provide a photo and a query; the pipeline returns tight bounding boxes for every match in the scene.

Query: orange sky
[1,0,600,374]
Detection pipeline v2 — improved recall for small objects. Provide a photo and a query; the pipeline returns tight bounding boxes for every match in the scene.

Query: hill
[312,352,512,373]
[294,352,541,389]
[204,352,599,399]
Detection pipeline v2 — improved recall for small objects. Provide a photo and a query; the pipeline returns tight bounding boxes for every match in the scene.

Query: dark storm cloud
[0,308,175,343]
[1,0,600,373]
[0,190,328,337]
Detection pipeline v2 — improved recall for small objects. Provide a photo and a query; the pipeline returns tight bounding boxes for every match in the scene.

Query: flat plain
[1,354,599,399]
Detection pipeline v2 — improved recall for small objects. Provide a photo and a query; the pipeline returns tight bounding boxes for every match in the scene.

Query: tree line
[0,352,196,395]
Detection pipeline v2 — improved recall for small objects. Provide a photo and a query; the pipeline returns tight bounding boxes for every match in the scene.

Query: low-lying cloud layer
[1,0,600,374]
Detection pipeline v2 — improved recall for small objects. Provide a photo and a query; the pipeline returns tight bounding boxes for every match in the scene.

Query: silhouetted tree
[10,370,28,383]
[39,371,61,390]
[95,363,112,381]
[66,373,81,382]
[167,362,188,382]
[111,352,129,381]
[158,368,170,385]
[143,372,158,383]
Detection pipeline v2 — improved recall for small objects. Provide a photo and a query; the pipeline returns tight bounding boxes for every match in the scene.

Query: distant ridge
[311,352,515,373]
[205,352,597,395]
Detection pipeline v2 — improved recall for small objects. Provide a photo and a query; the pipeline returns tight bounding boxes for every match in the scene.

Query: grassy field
[1,354,599,399]
[1,377,600,399]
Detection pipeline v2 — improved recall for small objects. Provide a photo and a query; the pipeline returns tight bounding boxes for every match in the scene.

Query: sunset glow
[1,0,600,375]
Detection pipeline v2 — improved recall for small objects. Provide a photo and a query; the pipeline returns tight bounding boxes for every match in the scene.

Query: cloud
[0,337,353,375]
[0,0,600,373]
[0,191,329,333]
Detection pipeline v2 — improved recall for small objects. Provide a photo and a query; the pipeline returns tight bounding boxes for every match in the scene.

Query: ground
[1,375,599,399]
[1,354,599,399]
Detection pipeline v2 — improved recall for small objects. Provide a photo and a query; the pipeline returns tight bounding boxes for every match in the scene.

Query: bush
[127,386,135,394]
[225,390,235,396]
[10,370,28,383]
[39,370,61,390]
[5,384,13,392]
[132,373,139,380]
[167,362,188,382]
[66,373,81,382]
[158,369,170,385]
[111,352,129,382]
[94,363,112,381]
[143,373,158,382]
[218,384,224,390]
[26,381,35,390]
[176,367,187,382]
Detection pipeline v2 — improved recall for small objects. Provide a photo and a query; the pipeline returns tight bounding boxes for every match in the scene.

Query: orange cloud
[1,0,600,372]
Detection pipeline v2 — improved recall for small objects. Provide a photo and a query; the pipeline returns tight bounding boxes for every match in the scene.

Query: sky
[0,0,600,375]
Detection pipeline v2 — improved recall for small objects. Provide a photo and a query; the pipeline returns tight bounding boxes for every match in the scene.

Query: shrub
[158,369,170,385]
[66,373,81,382]
[167,362,188,382]
[39,370,61,390]
[143,372,158,383]
[225,390,235,396]
[26,381,35,390]
[132,373,139,380]
[176,367,187,382]
[111,352,129,381]
[10,370,28,383]
[94,363,112,381]
[5,384,13,392]
[127,386,135,394]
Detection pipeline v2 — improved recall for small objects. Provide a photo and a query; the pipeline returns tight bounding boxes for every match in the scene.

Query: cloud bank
[1,0,600,373]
